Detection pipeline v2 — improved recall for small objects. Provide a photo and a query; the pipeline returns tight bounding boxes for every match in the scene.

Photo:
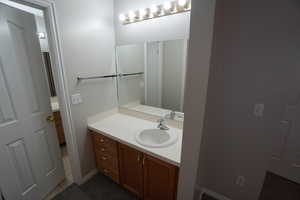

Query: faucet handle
[164,111,176,120]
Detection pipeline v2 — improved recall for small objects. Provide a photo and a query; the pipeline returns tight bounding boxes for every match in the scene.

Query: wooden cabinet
[143,155,178,200]
[92,132,120,183]
[90,130,178,200]
[53,111,65,145]
[118,143,144,198]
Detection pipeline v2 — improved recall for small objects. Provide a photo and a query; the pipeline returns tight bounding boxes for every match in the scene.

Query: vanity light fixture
[119,13,127,22]
[120,0,191,25]
[178,0,187,7]
[150,5,159,15]
[139,8,147,19]
[163,1,172,11]
[128,11,136,21]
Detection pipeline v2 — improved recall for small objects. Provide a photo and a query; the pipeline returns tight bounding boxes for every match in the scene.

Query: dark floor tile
[259,172,300,200]
[52,184,90,200]
[79,173,139,200]
[202,193,218,200]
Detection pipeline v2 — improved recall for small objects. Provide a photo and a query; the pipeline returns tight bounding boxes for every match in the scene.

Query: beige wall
[54,0,190,177]
[197,0,300,199]
[53,0,117,176]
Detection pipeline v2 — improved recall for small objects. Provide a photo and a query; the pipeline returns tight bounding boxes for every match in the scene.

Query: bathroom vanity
[88,113,182,200]
[87,38,187,199]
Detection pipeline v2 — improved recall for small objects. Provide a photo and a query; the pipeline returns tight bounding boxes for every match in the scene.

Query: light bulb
[164,2,172,10]
[139,9,147,18]
[178,0,187,6]
[119,13,126,21]
[150,5,158,14]
[128,11,136,21]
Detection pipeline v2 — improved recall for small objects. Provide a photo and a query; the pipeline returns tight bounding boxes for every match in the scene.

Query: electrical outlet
[71,93,83,105]
[236,176,246,187]
[254,103,264,117]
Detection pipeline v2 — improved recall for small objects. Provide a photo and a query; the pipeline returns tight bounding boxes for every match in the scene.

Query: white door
[0,4,64,200]
[145,42,162,107]
[269,100,300,184]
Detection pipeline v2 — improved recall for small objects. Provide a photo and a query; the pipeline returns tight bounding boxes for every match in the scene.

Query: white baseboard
[79,168,98,185]
[195,185,232,200]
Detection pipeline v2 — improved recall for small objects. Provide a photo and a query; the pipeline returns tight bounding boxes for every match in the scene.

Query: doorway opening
[0,0,78,199]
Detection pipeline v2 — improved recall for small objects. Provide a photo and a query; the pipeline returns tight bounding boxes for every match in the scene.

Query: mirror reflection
[116,39,188,120]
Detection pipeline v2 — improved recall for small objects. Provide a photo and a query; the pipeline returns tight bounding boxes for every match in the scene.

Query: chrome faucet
[164,110,176,120]
[169,111,176,120]
[157,118,169,130]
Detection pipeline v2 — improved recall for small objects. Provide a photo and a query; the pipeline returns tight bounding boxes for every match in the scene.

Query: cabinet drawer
[95,150,119,172]
[93,133,117,150]
[95,145,118,156]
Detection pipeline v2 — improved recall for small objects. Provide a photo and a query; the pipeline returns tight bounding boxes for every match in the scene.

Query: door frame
[180,39,188,112]
[12,0,83,184]
[158,41,163,107]
[143,42,147,105]
[177,0,217,199]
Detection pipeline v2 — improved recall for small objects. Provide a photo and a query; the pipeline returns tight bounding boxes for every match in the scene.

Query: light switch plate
[71,93,82,105]
[254,103,264,117]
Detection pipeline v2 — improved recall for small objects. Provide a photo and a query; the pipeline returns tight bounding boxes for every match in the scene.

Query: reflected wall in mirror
[116,39,188,119]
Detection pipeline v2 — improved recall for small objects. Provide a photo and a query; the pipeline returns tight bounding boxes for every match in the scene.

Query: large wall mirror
[116,39,188,120]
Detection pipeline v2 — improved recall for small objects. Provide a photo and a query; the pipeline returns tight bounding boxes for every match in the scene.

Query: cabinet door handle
[100,139,104,142]
[142,156,145,165]
[101,148,105,152]
[102,156,107,161]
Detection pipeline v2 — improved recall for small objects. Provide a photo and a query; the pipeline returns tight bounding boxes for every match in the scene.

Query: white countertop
[88,113,182,166]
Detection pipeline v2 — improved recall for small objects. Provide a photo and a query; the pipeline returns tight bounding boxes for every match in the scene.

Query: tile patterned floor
[53,173,138,200]
[201,194,218,200]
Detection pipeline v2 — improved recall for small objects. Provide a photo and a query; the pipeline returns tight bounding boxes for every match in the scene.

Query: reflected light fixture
[120,0,191,25]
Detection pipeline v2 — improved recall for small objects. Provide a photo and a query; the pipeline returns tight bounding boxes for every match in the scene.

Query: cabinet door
[118,143,144,198]
[143,155,178,200]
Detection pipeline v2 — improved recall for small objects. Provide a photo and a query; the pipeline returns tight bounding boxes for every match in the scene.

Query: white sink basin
[135,129,178,148]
